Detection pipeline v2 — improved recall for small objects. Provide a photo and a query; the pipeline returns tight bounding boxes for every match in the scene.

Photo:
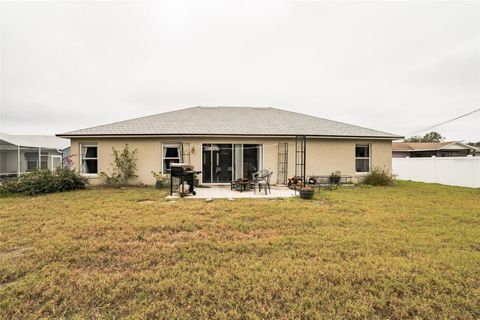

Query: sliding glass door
[243,144,260,179]
[202,144,233,183]
[203,144,262,183]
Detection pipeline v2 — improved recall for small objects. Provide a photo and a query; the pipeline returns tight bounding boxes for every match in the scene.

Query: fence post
[17,145,20,176]
[467,155,474,188]
[431,156,435,183]
[405,156,410,180]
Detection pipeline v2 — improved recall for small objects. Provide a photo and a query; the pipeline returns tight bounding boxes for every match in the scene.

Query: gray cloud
[1,0,479,141]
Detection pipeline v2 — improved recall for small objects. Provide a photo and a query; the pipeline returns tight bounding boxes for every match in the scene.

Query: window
[163,143,180,173]
[80,144,98,174]
[24,151,47,172]
[40,154,48,169]
[355,144,370,173]
[27,159,37,172]
[51,156,62,170]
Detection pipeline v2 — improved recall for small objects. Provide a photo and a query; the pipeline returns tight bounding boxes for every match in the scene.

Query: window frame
[355,144,371,174]
[40,154,49,169]
[162,143,181,173]
[26,159,38,172]
[51,155,63,170]
[24,151,48,172]
[79,143,98,175]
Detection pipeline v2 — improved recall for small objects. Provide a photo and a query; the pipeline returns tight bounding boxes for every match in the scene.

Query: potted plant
[329,171,341,184]
[299,186,314,199]
[288,176,303,190]
[151,171,169,189]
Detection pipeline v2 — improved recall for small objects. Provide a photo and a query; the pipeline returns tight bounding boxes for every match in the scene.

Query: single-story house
[0,133,70,177]
[392,141,478,158]
[56,106,403,185]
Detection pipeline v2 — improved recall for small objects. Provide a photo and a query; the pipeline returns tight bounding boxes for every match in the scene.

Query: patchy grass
[0,181,479,319]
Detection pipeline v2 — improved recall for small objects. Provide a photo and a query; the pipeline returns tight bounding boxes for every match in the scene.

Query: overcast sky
[1,0,479,141]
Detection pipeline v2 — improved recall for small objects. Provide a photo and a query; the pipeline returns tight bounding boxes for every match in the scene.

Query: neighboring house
[392,141,478,158]
[57,106,403,185]
[0,133,70,177]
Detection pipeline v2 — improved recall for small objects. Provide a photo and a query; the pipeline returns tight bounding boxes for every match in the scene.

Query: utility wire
[405,107,480,137]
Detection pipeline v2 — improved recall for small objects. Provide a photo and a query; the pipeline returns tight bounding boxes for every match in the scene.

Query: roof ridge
[194,106,274,111]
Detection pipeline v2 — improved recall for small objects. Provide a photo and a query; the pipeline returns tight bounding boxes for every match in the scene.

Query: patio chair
[253,169,272,195]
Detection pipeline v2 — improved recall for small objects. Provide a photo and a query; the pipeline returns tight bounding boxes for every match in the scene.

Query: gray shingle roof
[57,107,402,139]
[0,132,70,150]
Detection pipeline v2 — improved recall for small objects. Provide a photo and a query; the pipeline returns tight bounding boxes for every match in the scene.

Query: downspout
[303,136,307,188]
[57,148,64,170]
[17,145,20,176]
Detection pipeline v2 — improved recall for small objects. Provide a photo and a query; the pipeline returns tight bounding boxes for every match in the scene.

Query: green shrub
[0,168,87,196]
[362,167,396,186]
[53,168,88,191]
[100,144,138,186]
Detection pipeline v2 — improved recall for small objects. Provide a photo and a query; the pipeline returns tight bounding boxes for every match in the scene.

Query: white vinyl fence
[392,156,480,188]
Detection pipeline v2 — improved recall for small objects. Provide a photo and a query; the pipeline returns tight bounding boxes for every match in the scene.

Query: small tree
[405,131,445,143]
[404,136,422,142]
[62,154,75,169]
[100,144,138,186]
[422,131,445,143]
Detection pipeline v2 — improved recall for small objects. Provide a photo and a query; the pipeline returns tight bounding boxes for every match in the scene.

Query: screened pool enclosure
[0,133,70,178]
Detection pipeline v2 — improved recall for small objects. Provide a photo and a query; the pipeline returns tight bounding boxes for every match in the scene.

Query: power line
[405,107,480,137]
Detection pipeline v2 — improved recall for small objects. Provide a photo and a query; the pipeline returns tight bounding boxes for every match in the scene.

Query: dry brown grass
[0,181,479,319]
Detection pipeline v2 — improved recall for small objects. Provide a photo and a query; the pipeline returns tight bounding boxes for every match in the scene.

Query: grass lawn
[1,181,479,319]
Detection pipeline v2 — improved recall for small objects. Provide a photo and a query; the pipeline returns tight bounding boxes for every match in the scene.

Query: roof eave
[393,149,439,152]
[438,142,479,151]
[57,133,404,140]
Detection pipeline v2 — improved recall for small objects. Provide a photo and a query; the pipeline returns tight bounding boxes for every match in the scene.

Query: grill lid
[170,163,195,171]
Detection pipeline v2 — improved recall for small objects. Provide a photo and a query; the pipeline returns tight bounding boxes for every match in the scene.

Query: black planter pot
[299,189,314,199]
[155,180,163,189]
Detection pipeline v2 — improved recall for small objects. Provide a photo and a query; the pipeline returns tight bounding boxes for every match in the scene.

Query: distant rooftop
[0,133,70,150]
[57,106,402,139]
[393,141,478,152]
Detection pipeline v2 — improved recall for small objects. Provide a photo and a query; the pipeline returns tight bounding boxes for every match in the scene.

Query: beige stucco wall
[306,139,392,179]
[70,137,392,185]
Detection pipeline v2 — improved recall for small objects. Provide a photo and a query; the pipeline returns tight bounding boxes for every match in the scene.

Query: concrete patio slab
[184,185,297,199]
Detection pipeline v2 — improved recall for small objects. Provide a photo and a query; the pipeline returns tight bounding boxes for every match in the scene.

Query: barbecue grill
[169,163,201,196]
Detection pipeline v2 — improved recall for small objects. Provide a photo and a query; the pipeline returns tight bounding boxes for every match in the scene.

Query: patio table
[231,179,254,192]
